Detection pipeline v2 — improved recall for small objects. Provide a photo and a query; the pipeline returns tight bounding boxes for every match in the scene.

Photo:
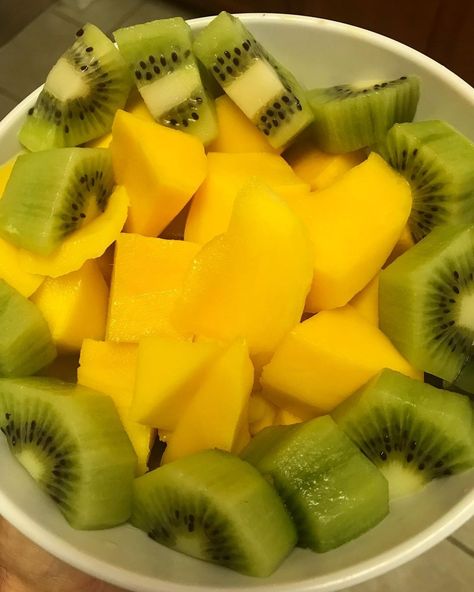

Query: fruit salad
[0,10,473,579]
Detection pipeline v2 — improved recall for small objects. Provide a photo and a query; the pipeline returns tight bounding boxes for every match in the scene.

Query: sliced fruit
[0,280,56,377]
[95,243,115,285]
[379,223,474,383]
[0,376,136,528]
[332,369,474,498]
[261,305,421,418]
[0,156,17,196]
[31,259,108,353]
[384,225,415,266]
[19,24,131,151]
[273,408,304,426]
[176,181,313,369]
[248,394,277,436]
[114,17,217,145]
[349,275,379,326]
[162,338,253,463]
[77,339,151,475]
[193,12,313,149]
[107,233,199,342]
[131,449,296,576]
[111,109,207,236]
[184,151,309,244]
[242,416,389,551]
[309,75,419,153]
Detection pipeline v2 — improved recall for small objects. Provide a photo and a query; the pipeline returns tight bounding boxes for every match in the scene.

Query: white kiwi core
[45,58,89,102]
[457,291,474,332]
[16,448,48,482]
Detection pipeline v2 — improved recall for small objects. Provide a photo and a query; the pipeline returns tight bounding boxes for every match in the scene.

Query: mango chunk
[349,275,379,326]
[131,336,220,431]
[249,394,277,436]
[285,140,365,190]
[261,306,421,417]
[184,152,309,244]
[111,110,207,236]
[208,95,278,154]
[107,233,200,342]
[77,339,152,474]
[291,153,411,312]
[162,338,253,463]
[31,259,108,352]
[273,408,304,426]
[175,181,313,369]
[19,185,129,278]
[384,225,415,266]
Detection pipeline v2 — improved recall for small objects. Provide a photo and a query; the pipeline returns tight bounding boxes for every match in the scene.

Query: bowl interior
[0,13,473,592]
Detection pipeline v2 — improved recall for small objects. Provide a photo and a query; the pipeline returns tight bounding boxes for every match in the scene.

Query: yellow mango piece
[19,185,129,278]
[131,336,220,431]
[111,110,207,236]
[384,225,415,266]
[95,243,115,286]
[261,306,421,417]
[285,140,365,190]
[162,338,253,464]
[78,339,152,474]
[107,233,200,342]
[349,275,379,326]
[32,260,108,352]
[176,181,313,369]
[273,408,304,426]
[249,394,277,436]
[208,95,278,154]
[0,156,17,196]
[184,152,309,244]
[291,153,411,312]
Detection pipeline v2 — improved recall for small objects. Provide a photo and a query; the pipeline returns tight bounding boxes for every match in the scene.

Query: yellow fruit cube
[131,336,220,431]
[384,225,415,266]
[111,110,207,236]
[261,306,421,417]
[349,275,379,326]
[32,259,108,352]
[249,394,277,436]
[273,408,304,426]
[78,339,152,474]
[175,181,313,369]
[162,338,253,463]
[107,233,200,342]
[184,152,309,244]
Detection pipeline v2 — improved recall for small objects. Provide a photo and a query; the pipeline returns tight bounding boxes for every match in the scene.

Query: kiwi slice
[380,223,474,382]
[0,377,136,528]
[332,369,474,498]
[308,75,419,153]
[114,18,218,146]
[0,280,56,377]
[377,120,474,242]
[0,148,114,256]
[131,449,296,577]
[193,11,313,150]
[19,24,131,151]
[241,416,388,552]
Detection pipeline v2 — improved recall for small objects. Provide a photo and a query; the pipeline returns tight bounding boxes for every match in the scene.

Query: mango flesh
[290,153,412,312]
[77,339,152,475]
[175,181,314,370]
[107,233,200,342]
[273,408,304,426]
[111,110,207,237]
[261,305,421,417]
[184,152,309,244]
[131,336,220,431]
[349,275,379,326]
[248,393,277,436]
[162,338,253,464]
[32,259,108,352]
[384,225,415,266]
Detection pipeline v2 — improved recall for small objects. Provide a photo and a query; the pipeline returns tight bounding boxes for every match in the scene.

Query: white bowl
[0,12,473,592]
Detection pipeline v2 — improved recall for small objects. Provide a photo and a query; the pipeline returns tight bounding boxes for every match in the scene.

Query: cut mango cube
[184,152,309,244]
[249,394,277,436]
[162,338,253,463]
[32,259,108,352]
[384,225,415,266]
[78,339,152,474]
[273,408,304,426]
[349,275,379,326]
[111,110,207,236]
[131,336,220,431]
[107,233,200,342]
[261,306,421,417]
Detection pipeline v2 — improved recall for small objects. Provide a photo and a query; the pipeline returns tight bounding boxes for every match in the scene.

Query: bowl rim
[0,11,473,592]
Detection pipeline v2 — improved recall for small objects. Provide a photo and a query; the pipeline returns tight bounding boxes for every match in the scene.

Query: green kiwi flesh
[0,148,114,256]
[332,369,474,498]
[0,377,136,528]
[241,416,388,552]
[0,280,56,377]
[19,24,131,151]
[114,18,218,146]
[380,224,474,382]
[308,75,419,153]
[377,120,474,242]
[193,11,313,149]
[131,449,296,577]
